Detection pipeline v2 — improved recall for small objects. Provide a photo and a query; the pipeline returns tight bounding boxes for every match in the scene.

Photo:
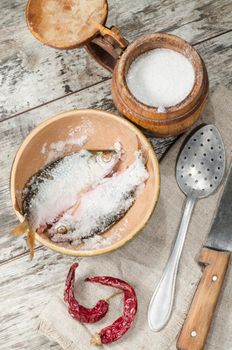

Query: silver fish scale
[176,125,225,198]
[21,149,120,228]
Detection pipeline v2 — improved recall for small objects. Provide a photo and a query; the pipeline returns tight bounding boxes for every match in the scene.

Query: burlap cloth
[37,87,232,350]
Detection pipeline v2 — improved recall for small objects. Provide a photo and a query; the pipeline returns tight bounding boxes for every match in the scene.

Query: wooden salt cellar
[26,0,209,137]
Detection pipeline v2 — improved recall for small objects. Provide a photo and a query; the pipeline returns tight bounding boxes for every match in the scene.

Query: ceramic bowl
[10,109,160,256]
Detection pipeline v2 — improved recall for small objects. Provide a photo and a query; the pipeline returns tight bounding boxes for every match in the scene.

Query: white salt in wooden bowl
[112,33,209,137]
[10,109,160,257]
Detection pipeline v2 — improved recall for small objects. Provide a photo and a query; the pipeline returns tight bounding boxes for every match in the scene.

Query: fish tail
[11,219,29,236]
[27,228,35,260]
[12,219,35,259]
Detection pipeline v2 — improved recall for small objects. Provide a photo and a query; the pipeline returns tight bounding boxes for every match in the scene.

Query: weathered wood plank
[1,31,232,263]
[0,0,232,120]
[0,248,76,350]
[1,2,232,348]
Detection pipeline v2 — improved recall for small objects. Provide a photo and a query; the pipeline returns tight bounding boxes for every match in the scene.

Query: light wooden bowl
[10,109,160,256]
[26,0,108,49]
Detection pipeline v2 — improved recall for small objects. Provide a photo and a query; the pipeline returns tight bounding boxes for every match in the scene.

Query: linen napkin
[38,86,232,350]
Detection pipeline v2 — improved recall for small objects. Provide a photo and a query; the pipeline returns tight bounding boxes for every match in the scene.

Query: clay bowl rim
[26,0,108,50]
[10,109,160,257]
[116,32,204,121]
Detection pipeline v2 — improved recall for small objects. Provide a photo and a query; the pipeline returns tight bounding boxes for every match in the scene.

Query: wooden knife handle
[177,247,230,350]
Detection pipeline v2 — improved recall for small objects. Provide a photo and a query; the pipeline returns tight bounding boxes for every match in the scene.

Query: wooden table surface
[0,1,231,349]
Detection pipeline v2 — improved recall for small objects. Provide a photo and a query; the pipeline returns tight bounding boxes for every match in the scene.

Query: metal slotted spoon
[148,124,226,332]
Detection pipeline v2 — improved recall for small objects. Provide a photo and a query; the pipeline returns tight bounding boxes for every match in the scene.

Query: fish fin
[27,228,35,260]
[70,198,81,215]
[12,220,35,259]
[141,147,149,165]
[70,186,94,215]
[11,219,29,236]
[136,135,149,165]
[65,192,87,217]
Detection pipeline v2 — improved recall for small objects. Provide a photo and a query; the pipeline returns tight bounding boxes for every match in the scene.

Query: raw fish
[49,151,149,244]
[23,148,122,230]
[12,147,122,257]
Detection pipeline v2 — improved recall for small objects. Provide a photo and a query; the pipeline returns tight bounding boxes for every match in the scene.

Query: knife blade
[205,165,232,252]
[177,165,232,350]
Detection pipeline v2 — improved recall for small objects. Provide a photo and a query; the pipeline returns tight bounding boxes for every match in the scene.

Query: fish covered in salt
[49,151,149,244]
[12,147,122,258]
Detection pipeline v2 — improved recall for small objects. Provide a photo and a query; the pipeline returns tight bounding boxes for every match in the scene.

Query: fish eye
[56,225,68,234]
[101,152,113,163]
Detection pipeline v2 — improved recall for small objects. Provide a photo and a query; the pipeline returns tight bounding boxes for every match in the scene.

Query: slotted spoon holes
[177,125,225,197]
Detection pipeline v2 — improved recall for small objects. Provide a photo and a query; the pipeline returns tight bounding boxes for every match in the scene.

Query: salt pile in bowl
[126,48,195,112]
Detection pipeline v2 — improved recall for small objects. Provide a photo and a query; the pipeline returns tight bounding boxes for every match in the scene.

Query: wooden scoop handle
[86,25,128,72]
[177,247,230,350]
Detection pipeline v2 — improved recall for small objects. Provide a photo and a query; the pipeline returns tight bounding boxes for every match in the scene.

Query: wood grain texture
[0,1,232,349]
[1,31,232,263]
[0,247,77,350]
[177,248,230,350]
[0,0,232,120]
[26,0,108,49]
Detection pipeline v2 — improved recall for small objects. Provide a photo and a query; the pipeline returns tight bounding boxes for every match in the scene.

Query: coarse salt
[40,118,94,164]
[24,147,121,229]
[126,48,195,111]
[42,135,88,164]
[80,233,120,250]
[49,151,149,244]
[80,219,128,250]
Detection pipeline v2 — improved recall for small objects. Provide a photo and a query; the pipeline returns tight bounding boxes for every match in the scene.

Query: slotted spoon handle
[148,196,196,331]
[177,247,230,350]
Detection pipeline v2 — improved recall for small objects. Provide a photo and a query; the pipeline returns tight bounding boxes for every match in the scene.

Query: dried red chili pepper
[64,262,109,323]
[86,276,138,345]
